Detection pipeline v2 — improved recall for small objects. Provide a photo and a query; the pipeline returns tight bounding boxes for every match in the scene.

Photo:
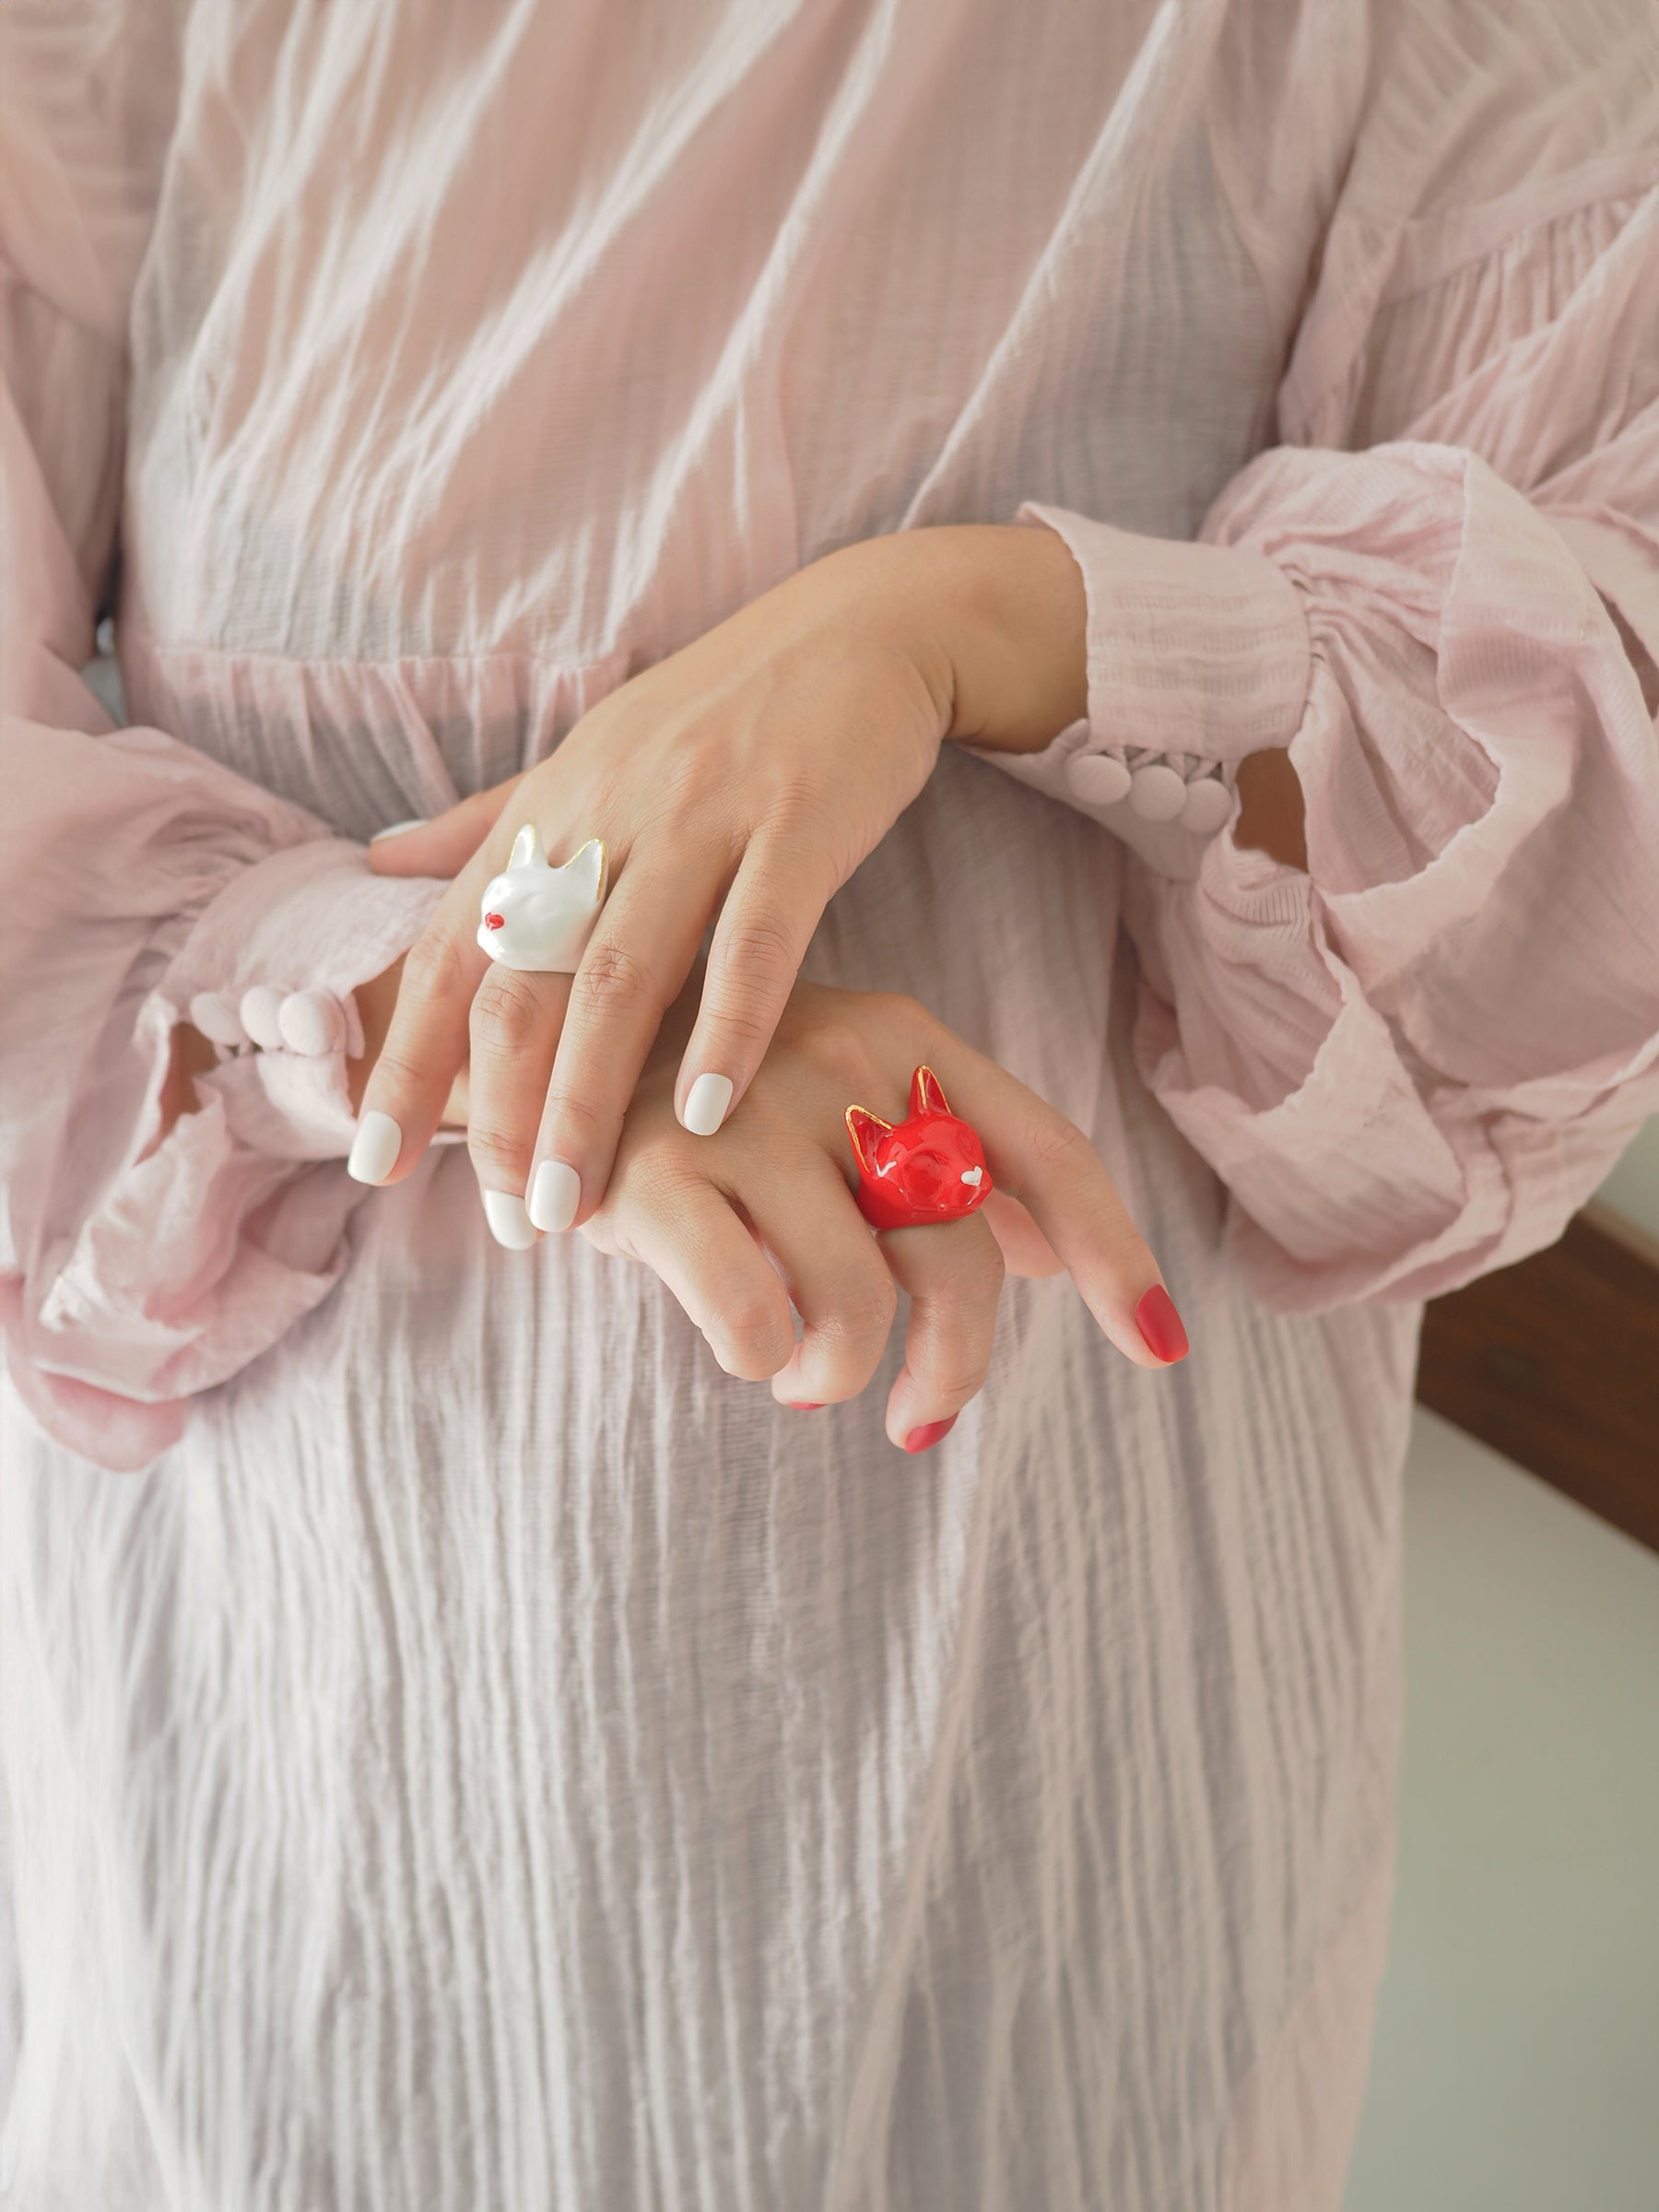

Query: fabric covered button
[1179,775,1234,835]
[1127,761,1188,822]
[188,990,245,1047]
[277,987,347,1057]
[239,983,287,1050]
[1065,751,1133,807]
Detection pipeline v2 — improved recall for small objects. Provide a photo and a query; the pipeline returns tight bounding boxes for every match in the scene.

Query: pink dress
[3,1,1656,2203]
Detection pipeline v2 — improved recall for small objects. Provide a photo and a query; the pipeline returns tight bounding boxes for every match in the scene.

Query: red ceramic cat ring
[845,1066,994,1232]
[477,825,608,971]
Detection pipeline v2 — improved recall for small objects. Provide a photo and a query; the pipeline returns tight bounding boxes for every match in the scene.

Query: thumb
[367,778,524,877]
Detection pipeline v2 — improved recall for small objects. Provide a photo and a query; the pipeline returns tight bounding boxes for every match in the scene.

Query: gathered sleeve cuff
[981,437,1659,1309]
[981,505,1312,877]
[1,20,455,1470]
[0,719,447,1469]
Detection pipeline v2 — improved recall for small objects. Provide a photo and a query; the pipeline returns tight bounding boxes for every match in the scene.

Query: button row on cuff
[188,986,349,1058]
[1066,748,1235,835]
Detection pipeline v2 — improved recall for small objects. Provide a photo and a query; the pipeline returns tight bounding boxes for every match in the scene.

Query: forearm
[868,522,1308,870]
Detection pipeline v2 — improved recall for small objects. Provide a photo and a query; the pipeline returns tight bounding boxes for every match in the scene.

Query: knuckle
[702,995,777,1060]
[714,1288,792,1378]
[793,1011,884,1100]
[571,940,660,1026]
[466,1124,531,1184]
[933,1236,1006,1310]
[819,1269,899,1348]
[539,1088,606,1148]
[401,926,472,1006]
[704,924,803,1055]
[469,966,549,1056]
[714,908,802,989]
[874,991,931,1046]
[620,1142,694,1218]
[924,1357,993,1405]
[1025,1111,1094,1179]
[369,1045,434,1102]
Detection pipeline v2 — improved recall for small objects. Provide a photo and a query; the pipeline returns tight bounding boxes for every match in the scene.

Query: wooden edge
[1416,1206,1659,1557]
[1582,1195,1659,1272]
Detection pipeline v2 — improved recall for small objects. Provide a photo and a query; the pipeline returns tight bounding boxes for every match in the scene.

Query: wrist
[883,524,1090,756]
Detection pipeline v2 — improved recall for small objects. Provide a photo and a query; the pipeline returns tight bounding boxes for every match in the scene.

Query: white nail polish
[369,818,429,842]
[347,1110,402,1185]
[482,1189,538,1250]
[528,1159,581,1233]
[682,1072,735,1137]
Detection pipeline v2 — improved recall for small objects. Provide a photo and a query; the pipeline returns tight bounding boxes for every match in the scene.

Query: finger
[366,777,524,877]
[608,1170,795,1381]
[528,855,722,1230]
[909,1024,1186,1370]
[878,1214,1005,1451]
[349,888,488,1186]
[465,962,573,1247]
[981,1189,1064,1278]
[753,1156,900,1407]
[675,835,840,1138]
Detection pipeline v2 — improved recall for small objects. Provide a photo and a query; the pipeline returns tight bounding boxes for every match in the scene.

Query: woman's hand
[571,975,1186,1450]
[359,524,1089,1238]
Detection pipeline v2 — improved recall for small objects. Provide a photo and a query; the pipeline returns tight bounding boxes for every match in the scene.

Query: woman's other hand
[571,976,1186,1451]
[359,524,1088,1239]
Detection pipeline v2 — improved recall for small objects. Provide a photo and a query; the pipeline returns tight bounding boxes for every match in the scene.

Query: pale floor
[1345,1407,1659,2211]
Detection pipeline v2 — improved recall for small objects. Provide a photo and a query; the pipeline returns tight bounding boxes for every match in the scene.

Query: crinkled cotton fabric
[2,1,1657,2206]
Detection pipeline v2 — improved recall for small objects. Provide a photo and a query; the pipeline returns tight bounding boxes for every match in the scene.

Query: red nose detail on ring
[484,912,505,931]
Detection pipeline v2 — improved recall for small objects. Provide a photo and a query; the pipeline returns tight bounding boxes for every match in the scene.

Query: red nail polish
[1135,1283,1189,1362]
[902,1416,957,1454]
[787,1402,823,1411]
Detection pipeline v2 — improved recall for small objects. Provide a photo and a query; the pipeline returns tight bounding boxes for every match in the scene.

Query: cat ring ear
[477,824,610,972]
[911,1065,950,1117]
[559,838,607,904]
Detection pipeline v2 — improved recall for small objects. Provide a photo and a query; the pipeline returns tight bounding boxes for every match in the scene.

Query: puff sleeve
[985,189,1659,1310]
[0,4,446,1468]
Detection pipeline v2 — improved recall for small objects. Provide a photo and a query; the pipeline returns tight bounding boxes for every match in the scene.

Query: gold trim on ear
[844,1103,893,1175]
[559,836,608,904]
[911,1065,950,1117]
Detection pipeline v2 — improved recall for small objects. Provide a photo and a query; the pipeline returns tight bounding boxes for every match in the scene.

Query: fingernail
[787,1402,823,1411]
[681,1072,734,1137]
[369,818,429,842]
[902,1416,957,1454]
[482,1189,538,1250]
[528,1158,581,1233]
[1134,1283,1189,1362]
[347,1110,402,1185]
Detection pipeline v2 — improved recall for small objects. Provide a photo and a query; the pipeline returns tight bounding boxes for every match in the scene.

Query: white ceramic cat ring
[477,825,609,971]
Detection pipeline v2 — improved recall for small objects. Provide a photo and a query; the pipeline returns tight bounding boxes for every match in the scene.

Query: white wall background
[1345,1412,1659,2210]
[1596,1116,1659,1245]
